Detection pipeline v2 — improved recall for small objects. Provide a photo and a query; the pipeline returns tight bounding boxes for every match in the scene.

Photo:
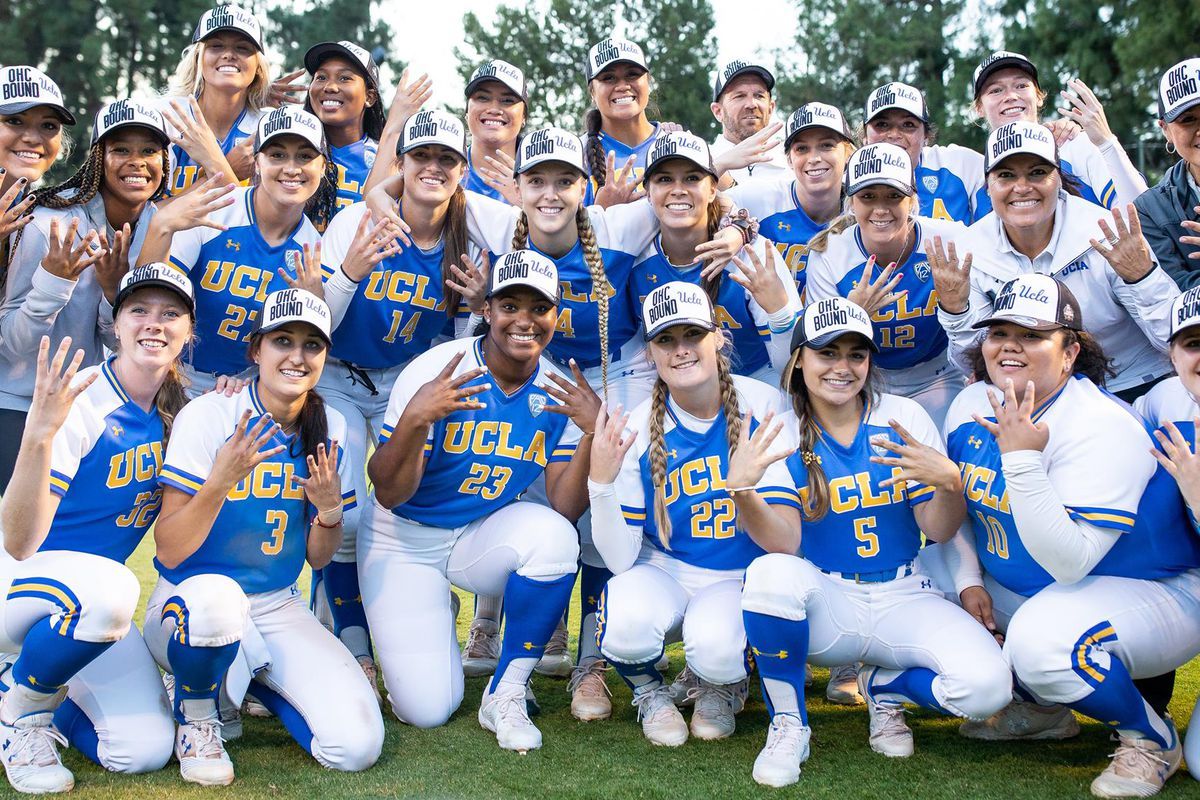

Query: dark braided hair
[304,152,339,231]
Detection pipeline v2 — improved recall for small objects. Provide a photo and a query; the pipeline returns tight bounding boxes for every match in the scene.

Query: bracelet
[726,485,757,496]
[313,505,343,528]
[717,209,760,246]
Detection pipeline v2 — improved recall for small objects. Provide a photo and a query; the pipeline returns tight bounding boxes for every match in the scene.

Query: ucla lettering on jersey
[44,359,166,563]
[330,136,379,217]
[168,187,320,375]
[946,377,1200,597]
[781,395,936,573]
[157,380,356,593]
[378,337,581,527]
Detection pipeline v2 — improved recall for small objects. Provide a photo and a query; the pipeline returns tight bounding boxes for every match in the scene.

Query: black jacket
[1135,159,1200,289]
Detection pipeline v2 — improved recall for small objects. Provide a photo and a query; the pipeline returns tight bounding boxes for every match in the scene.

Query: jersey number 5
[854,516,880,558]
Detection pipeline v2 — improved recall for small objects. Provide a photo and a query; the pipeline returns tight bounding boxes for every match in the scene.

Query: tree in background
[268,0,396,74]
[456,0,717,137]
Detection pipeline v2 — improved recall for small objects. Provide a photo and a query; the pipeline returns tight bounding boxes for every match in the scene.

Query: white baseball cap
[398,109,467,161]
[645,132,717,180]
[191,5,263,52]
[114,263,196,315]
[91,99,169,146]
[585,38,648,81]
[304,41,380,92]
[785,102,852,148]
[466,59,528,102]
[1169,286,1200,341]
[1159,59,1200,123]
[258,288,332,343]
[865,81,928,124]
[642,281,717,341]
[515,127,586,176]
[254,107,325,153]
[973,51,1040,99]
[984,120,1057,173]
[0,66,75,125]
[487,250,560,305]
[791,297,877,352]
[844,143,914,196]
[973,274,1083,332]
[712,58,775,102]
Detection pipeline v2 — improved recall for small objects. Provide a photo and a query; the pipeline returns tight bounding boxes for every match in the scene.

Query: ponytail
[648,376,671,548]
[296,388,330,461]
[155,361,190,444]
[577,207,610,398]
[442,185,468,318]
[584,108,606,188]
[806,213,857,254]
[701,196,725,308]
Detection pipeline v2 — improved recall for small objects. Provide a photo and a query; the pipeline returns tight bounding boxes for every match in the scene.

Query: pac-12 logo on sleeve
[528,394,546,417]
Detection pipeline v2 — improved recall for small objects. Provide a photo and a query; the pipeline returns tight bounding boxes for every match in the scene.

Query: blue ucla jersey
[168,187,321,375]
[974,135,1116,216]
[915,144,985,224]
[805,218,965,370]
[728,177,828,294]
[946,377,1200,597]
[628,237,801,377]
[44,360,165,563]
[779,395,937,573]
[462,147,507,203]
[378,337,582,528]
[466,193,661,369]
[158,381,356,594]
[159,99,264,196]
[330,136,378,216]
[1136,377,1200,533]
[616,376,795,570]
[321,201,471,369]
[583,124,661,205]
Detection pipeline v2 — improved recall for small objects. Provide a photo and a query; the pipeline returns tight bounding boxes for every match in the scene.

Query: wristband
[726,485,758,496]
[718,209,760,246]
[313,505,343,528]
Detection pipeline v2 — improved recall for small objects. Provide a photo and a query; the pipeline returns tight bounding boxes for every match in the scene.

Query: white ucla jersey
[778,393,939,573]
[168,186,321,376]
[727,176,829,294]
[44,359,165,564]
[1136,377,1199,429]
[945,376,1200,597]
[916,144,985,224]
[321,201,475,369]
[627,236,801,378]
[616,375,796,571]
[466,193,659,369]
[157,381,356,594]
[378,337,583,528]
[805,217,965,371]
[158,96,265,196]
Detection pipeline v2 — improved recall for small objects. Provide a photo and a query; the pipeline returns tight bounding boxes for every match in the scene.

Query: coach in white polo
[709,58,788,184]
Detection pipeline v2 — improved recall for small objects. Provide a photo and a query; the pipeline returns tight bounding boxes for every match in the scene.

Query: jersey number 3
[262,510,287,555]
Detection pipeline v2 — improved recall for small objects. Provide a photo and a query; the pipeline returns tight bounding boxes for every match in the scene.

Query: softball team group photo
[2,3,1200,797]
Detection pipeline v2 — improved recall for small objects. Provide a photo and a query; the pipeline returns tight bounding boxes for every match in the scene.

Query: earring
[1166,140,1178,155]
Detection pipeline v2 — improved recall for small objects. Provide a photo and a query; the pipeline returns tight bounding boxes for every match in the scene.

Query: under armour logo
[777,221,791,232]
[968,435,982,448]
[333,597,344,606]
[666,449,678,459]
[921,579,933,589]
[523,642,535,651]
[647,274,658,284]
[226,239,241,251]
[110,424,124,437]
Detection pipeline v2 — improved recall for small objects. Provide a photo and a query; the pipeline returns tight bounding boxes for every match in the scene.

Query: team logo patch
[870,436,890,457]
[364,148,376,169]
[285,249,303,273]
[528,394,546,417]
[914,261,931,281]
[922,175,939,193]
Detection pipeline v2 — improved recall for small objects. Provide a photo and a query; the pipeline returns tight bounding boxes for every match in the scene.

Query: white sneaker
[534,620,573,678]
[241,691,271,718]
[633,685,688,747]
[667,665,700,708]
[753,714,812,788]
[688,679,748,740]
[859,666,914,757]
[959,700,1081,741]
[163,673,242,739]
[826,663,864,705]
[1091,723,1182,799]
[462,619,500,678]
[569,661,612,721]
[358,656,383,706]
[176,717,234,786]
[524,683,540,717]
[0,712,74,794]
[479,683,542,753]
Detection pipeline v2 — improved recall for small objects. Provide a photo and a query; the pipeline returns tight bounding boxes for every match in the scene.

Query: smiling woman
[0,99,172,492]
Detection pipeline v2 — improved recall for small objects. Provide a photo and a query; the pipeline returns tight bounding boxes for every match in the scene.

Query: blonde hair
[647,339,742,548]
[806,213,857,254]
[169,41,272,111]
[511,206,612,396]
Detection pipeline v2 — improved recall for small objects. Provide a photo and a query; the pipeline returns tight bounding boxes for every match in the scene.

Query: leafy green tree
[267,0,396,74]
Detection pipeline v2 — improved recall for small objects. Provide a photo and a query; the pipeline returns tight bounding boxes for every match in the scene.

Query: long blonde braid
[510,210,530,250]
[576,206,610,399]
[716,347,742,460]
[648,376,672,548]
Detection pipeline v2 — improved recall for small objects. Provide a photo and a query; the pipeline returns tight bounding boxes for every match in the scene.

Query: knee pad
[741,553,816,621]
[163,575,248,648]
[35,552,140,642]
[387,685,460,730]
[596,576,663,665]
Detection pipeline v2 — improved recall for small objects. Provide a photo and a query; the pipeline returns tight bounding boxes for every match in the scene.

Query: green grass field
[47,538,1200,799]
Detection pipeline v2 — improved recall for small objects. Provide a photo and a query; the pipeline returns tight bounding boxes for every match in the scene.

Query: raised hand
[542,359,602,433]
[295,441,344,521]
[340,211,401,283]
[480,149,521,206]
[1152,418,1200,513]
[208,410,286,491]
[1090,203,1155,282]
[387,69,433,129]
[870,418,962,492]
[404,351,490,427]
[0,174,36,240]
[594,153,644,208]
[973,379,1049,454]
[446,253,487,315]
[93,225,132,304]
[25,336,97,441]
[847,255,905,316]
[40,218,103,281]
[153,171,237,234]
[730,243,789,313]
[724,411,794,490]
[162,98,225,173]
[279,241,325,299]
[268,68,308,107]
[927,235,971,314]
[1057,79,1115,147]
[1043,118,1080,149]
[589,401,635,484]
[712,121,784,175]
[208,375,248,397]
